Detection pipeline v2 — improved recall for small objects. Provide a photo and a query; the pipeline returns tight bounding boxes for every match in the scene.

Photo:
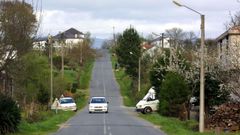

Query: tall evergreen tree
[116,27,141,78]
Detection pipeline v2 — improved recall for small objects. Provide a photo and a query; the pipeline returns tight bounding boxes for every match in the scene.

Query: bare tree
[165,27,186,48]
[0,1,37,95]
[225,11,240,30]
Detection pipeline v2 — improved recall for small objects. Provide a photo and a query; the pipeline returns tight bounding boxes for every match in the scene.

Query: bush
[73,90,86,100]
[63,91,73,97]
[192,72,230,114]
[37,89,50,105]
[71,82,78,93]
[159,72,190,118]
[0,94,21,134]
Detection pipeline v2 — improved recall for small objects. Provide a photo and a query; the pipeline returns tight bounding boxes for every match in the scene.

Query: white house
[54,28,85,47]
[33,28,85,51]
[144,37,170,57]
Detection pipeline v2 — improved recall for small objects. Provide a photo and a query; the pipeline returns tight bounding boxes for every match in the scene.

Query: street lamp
[173,0,205,132]
[129,51,141,92]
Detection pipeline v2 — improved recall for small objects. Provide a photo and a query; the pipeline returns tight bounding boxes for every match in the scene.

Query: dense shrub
[192,72,230,113]
[73,90,86,100]
[0,94,21,134]
[159,72,190,118]
[71,82,78,93]
[37,89,50,105]
[53,55,69,70]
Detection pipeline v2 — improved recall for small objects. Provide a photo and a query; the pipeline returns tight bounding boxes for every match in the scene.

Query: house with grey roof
[33,28,85,51]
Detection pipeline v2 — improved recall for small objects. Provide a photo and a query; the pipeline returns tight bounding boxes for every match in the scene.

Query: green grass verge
[79,60,94,89]
[10,59,95,135]
[111,54,135,106]
[139,113,240,135]
[11,111,75,135]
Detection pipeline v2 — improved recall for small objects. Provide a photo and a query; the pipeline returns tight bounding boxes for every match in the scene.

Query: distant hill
[92,38,105,49]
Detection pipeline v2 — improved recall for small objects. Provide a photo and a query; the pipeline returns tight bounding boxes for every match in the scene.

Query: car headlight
[103,105,107,108]
[90,106,94,108]
[137,105,142,108]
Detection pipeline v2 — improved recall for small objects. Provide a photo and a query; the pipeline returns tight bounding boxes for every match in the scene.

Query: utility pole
[162,33,164,48]
[80,39,83,65]
[138,57,141,92]
[48,34,53,104]
[60,32,64,79]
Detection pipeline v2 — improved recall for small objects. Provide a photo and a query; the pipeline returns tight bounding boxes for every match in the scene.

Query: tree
[0,1,37,95]
[67,32,95,66]
[116,27,141,78]
[0,1,37,72]
[12,52,50,116]
[149,49,170,95]
[225,11,240,30]
[183,31,197,50]
[192,72,230,114]
[159,72,190,118]
[165,27,186,47]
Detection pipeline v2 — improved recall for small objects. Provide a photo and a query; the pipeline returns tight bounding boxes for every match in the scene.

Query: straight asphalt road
[55,50,165,135]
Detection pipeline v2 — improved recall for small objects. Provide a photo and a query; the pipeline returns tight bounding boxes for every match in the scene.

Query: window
[91,98,106,103]
[60,98,74,104]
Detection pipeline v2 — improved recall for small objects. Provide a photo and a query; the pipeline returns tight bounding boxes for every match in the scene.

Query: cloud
[33,0,240,39]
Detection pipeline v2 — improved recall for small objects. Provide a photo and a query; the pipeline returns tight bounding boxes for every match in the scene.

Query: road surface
[55,50,165,135]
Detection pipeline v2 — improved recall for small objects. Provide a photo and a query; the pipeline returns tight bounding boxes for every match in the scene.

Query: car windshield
[91,98,106,103]
[60,98,74,104]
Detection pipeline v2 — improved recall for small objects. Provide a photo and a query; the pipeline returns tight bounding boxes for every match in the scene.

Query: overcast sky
[33,0,240,39]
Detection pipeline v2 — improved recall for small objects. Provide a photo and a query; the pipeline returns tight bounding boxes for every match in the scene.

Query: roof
[142,42,154,50]
[33,36,48,42]
[216,26,240,42]
[54,28,84,40]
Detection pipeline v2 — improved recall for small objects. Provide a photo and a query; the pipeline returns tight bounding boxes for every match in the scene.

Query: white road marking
[102,62,106,96]
[102,54,107,135]
[108,126,112,135]
[103,80,106,96]
[103,114,107,135]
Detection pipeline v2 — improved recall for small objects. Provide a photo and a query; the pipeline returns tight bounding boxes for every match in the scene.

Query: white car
[89,97,108,113]
[59,97,77,111]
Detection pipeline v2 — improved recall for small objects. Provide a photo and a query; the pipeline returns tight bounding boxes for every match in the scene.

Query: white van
[136,87,159,114]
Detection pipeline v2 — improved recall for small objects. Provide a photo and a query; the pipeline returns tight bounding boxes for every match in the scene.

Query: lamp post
[48,34,53,104]
[173,0,205,132]
[130,51,141,92]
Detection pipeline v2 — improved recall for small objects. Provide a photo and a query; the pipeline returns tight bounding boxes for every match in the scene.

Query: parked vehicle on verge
[136,87,159,114]
[58,97,77,111]
[89,97,108,113]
